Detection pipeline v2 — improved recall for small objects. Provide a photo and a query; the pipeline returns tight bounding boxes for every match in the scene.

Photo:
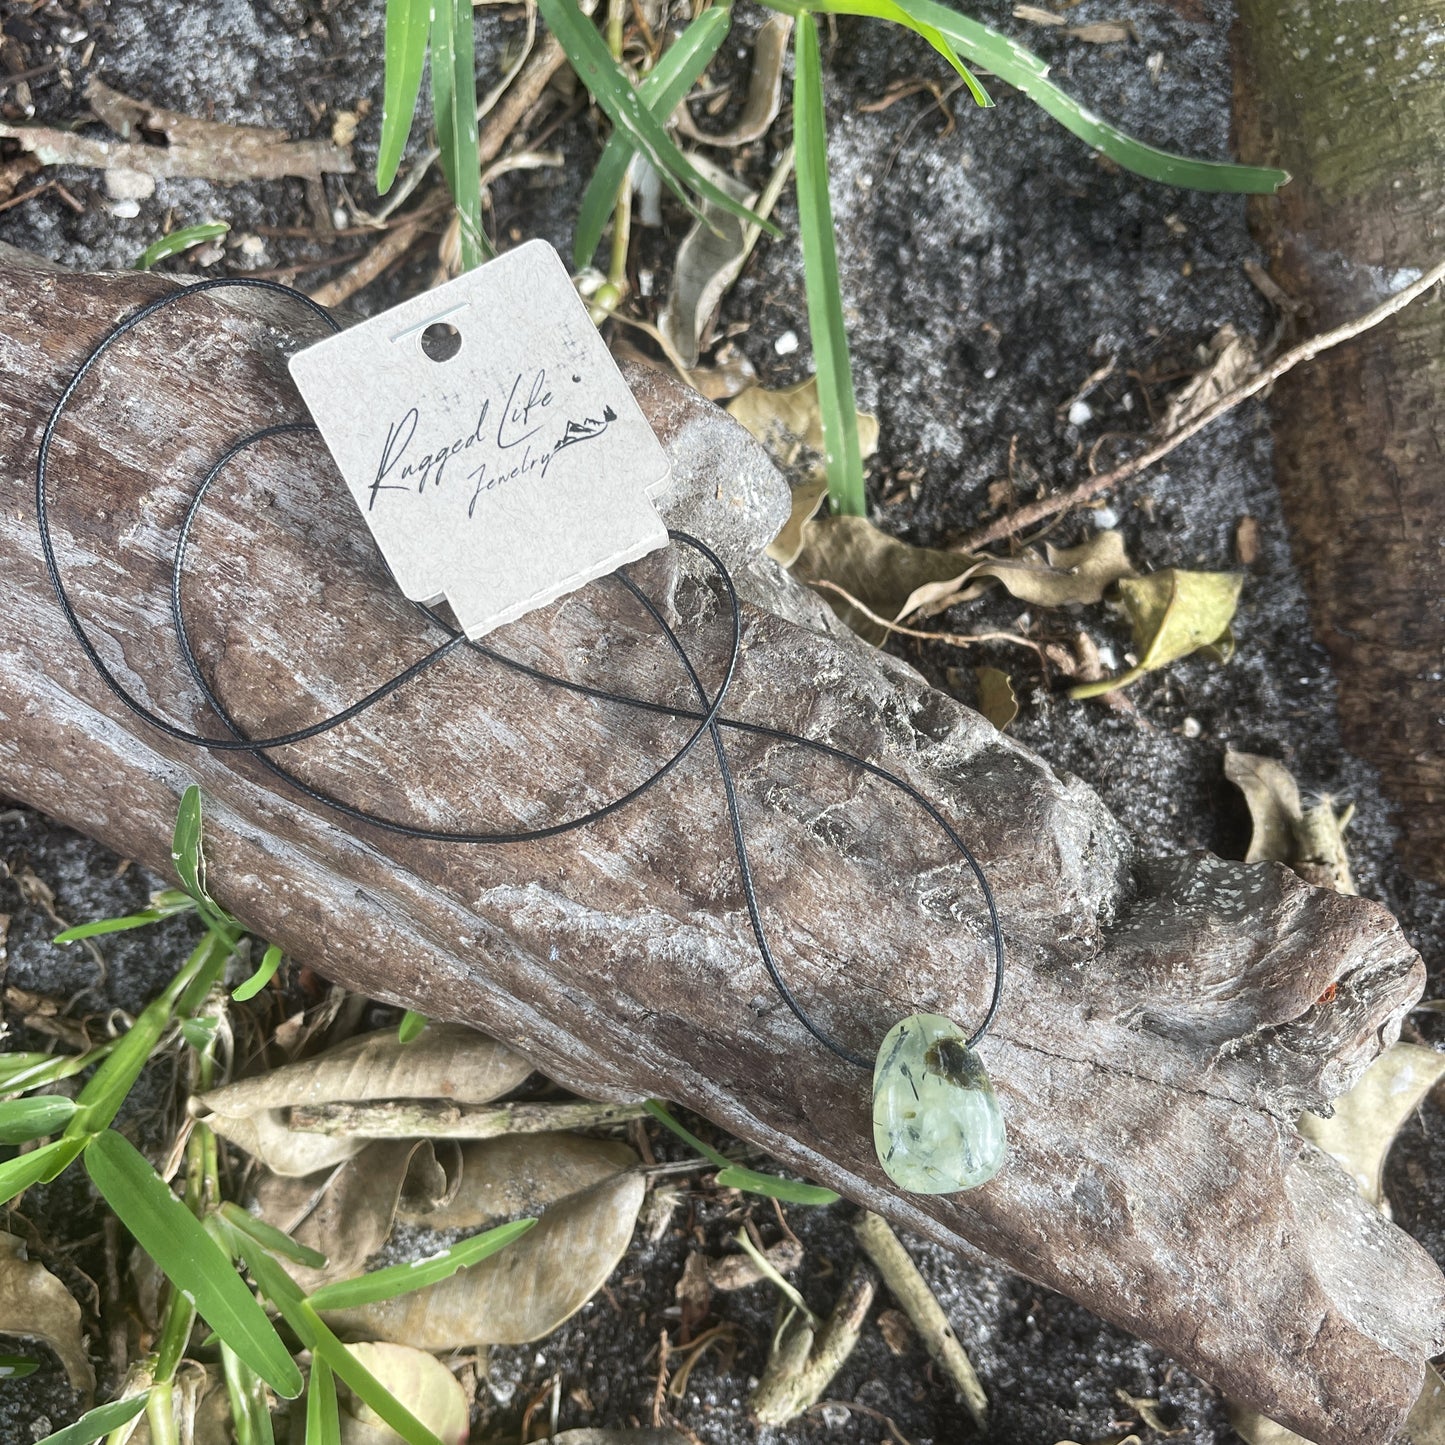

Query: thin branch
[854,1210,988,1430]
[806,579,1044,657]
[958,257,1445,552]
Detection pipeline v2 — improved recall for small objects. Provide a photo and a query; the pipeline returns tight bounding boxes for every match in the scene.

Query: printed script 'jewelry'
[34,273,1008,1195]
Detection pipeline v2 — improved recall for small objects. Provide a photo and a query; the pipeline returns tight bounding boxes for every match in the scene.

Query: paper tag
[288,239,671,638]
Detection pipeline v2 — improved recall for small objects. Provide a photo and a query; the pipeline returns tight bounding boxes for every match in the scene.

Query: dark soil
[2,0,1441,1442]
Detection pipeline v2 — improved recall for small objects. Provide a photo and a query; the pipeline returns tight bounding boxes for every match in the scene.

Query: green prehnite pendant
[872,1013,1006,1194]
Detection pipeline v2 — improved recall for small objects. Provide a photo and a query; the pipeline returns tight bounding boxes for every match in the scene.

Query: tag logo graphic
[289,240,671,639]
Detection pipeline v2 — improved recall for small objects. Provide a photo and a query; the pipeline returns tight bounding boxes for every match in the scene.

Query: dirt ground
[2,0,1441,1441]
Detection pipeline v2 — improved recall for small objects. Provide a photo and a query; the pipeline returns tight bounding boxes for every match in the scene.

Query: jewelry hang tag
[288,239,671,639]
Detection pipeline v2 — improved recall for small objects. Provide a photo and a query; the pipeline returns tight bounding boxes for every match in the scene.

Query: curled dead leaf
[253,1140,453,1292]
[789,515,1135,645]
[197,1024,533,1176]
[338,1343,468,1445]
[0,1231,93,1396]
[659,157,758,369]
[675,15,792,148]
[1225,751,1355,894]
[397,1132,636,1231]
[320,1171,646,1348]
[1071,569,1242,699]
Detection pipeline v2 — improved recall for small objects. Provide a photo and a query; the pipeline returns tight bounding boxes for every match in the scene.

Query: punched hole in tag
[420,321,462,362]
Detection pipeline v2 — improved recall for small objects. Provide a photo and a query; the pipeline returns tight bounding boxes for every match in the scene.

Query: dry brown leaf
[253,1140,449,1292]
[659,156,758,368]
[730,376,880,483]
[320,1171,646,1347]
[197,1023,533,1177]
[1161,325,1258,434]
[975,667,1019,732]
[1070,569,1242,699]
[396,1132,636,1230]
[0,1231,93,1396]
[675,15,792,148]
[0,79,353,186]
[708,1236,803,1291]
[338,1343,468,1445]
[789,515,1134,644]
[1066,21,1134,43]
[1224,751,1355,894]
[1299,1043,1445,1209]
[1013,4,1065,23]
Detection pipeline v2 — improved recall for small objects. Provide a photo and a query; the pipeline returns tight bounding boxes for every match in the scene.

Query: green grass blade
[0,1049,109,1096]
[240,1246,443,1445]
[305,1356,341,1445]
[792,14,866,516]
[0,1096,78,1144]
[69,932,230,1136]
[85,1131,303,1399]
[903,0,1288,192]
[220,1343,278,1445]
[573,4,732,268]
[31,1395,150,1445]
[644,1100,732,1169]
[714,1165,840,1205]
[0,1137,84,1206]
[134,223,230,271]
[170,786,239,939]
[233,943,283,1003]
[54,893,195,943]
[220,1201,329,1270]
[0,1354,39,1379]
[799,0,991,105]
[305,1217,535,1311]
[431,0,490,268]
[396,1009,428,1043]
[379,0,430,193]
[539,0,778,239]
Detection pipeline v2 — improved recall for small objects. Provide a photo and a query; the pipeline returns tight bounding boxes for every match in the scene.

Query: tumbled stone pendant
[872,1013,1006,1194]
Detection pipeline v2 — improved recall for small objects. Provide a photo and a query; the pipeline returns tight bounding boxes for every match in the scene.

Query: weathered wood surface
[0,263,1440,1445]
[1233,0,1445,884]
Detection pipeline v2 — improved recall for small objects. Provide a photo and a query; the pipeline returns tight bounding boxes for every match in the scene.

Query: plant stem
[144,1381,179,1445]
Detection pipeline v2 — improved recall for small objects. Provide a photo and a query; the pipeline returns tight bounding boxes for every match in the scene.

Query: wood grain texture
[0,263,1440,1444]
[1233,0,1445,883]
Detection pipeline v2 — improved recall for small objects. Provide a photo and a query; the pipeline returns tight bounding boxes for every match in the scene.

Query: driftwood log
[1232,0,1445,883]
[0,259,1441,1445]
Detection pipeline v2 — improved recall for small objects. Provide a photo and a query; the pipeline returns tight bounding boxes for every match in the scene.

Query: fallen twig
[751,1262,876,1425]
[308,218,425,308]
[286,1096,648,1139]
[806,578,1044,657]
[0,79,353,186]
[854,1210,988,1430]
[959,257,1445,551]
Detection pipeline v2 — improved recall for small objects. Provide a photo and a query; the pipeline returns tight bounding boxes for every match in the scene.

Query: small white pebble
[1068,399,1093,426]
[1095,505,1120,528]
[819,1403,851,1430]
[1097,644,1118,670]
[1182,716,1203,739]
[638,267,654,297]
[332,205,348,229]
[774,330,799,356]
[110,199,141,220]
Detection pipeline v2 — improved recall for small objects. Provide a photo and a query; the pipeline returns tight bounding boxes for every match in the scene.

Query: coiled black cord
[35,276,1003,1071]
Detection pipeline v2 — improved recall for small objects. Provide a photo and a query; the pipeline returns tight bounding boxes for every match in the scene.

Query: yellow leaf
[975,667,1018,731]
[1071,568,1243,699]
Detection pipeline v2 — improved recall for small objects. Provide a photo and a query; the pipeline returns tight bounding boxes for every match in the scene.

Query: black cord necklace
[35,275,1008,1194]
